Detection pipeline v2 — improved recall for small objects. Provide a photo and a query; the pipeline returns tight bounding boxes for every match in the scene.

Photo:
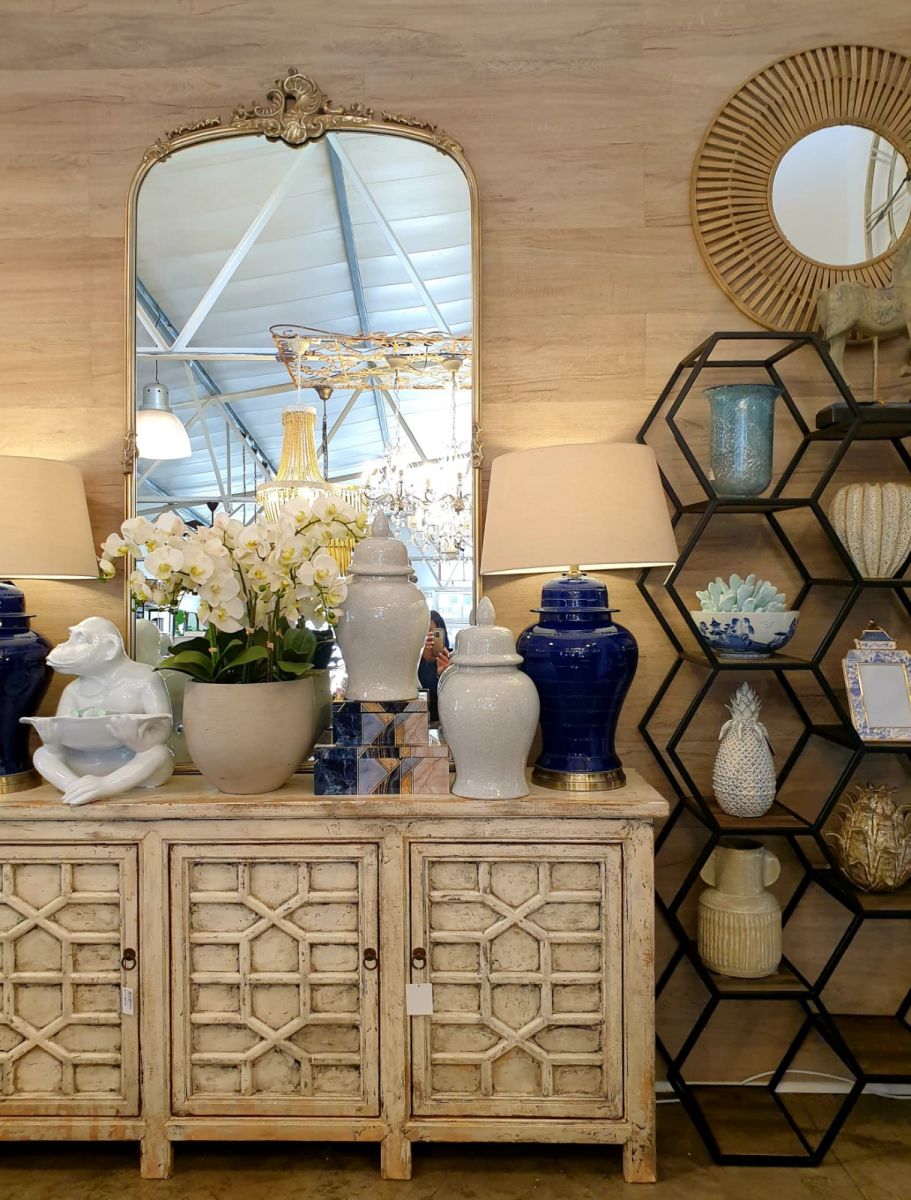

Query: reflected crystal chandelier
[269,324,474,563]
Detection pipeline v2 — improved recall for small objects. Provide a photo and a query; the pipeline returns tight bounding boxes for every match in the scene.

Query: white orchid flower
[121,516,157,550]
[199,595,245,633]
[145,545,184,581]
[200,571,241,604]
[98,558,116,580]
[155,512,185,538]
[180,546,215,584]
[325,582,348,607]
[295,561,316,588]
[101,532,128,560]
[313,553,339,586]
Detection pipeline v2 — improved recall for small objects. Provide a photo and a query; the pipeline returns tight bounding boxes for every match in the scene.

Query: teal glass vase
[706,384,781,496]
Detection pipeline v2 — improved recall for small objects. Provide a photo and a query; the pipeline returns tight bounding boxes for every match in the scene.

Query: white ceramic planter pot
[183,677,317,795]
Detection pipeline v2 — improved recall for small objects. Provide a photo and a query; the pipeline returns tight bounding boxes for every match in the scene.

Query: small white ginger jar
[336,512,429,701]
[698,839,781,979]
[438,597,540,799]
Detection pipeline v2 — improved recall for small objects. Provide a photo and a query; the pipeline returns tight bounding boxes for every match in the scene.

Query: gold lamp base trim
[0,768,41,795]
[532,765,627,792]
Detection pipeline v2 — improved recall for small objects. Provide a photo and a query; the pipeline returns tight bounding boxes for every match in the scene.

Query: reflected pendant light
[136,365,192,460]
[256,406,330,521]
[256,406,365,573]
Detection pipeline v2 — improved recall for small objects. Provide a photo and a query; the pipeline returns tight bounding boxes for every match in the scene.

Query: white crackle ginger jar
[335,512,429,701]
[438,597,540,799]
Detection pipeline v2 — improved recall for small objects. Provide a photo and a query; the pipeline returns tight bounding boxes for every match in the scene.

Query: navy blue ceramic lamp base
[0,582,51,792]
[517,572,638,791]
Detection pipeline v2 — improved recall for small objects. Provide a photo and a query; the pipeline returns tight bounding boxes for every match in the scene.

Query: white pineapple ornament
[713,683,776,817]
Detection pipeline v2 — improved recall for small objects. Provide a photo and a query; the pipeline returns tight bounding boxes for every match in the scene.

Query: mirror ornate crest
[692,45,911,329]
[124,68,480,656]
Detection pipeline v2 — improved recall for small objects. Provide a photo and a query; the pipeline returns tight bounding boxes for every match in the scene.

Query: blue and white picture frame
[843,625,911,743]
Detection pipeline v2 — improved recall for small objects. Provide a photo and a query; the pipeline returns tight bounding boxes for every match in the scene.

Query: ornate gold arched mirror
[123,69,480,653]
[692,45,911,329]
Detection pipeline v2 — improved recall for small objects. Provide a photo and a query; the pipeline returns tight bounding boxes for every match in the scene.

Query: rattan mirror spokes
[692,45,911,330]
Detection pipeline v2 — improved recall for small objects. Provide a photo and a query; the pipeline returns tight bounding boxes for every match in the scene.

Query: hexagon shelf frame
[637,331,911,1166]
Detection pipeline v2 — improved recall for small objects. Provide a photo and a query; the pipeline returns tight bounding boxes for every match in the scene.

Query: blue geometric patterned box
[332,698,429,748]
[314,743,450,795]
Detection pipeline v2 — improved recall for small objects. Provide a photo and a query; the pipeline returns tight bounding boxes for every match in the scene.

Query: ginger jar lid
[453,597,523,667]
[348,512,414,577]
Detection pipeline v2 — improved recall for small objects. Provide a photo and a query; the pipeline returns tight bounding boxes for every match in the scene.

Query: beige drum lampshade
[480,442,677,575]
[0,456,98,578]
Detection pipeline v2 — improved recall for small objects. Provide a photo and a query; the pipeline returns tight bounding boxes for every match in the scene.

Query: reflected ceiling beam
[140,479,209,526]
[327,138,390,447]
[326,132,452,334]
[136,280,276,478]
[168,153,308,352]
[171,382,295,411]
[137,349,279,361]
[183,364,228,508]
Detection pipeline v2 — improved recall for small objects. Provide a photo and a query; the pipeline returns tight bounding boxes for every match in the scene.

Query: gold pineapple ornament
[826,783,911,893]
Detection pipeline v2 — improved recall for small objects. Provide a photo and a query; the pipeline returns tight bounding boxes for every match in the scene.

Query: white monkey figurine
[22,616,174,806]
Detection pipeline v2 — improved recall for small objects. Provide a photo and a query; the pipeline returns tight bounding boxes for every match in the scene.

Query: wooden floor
[0,1097,907,1198]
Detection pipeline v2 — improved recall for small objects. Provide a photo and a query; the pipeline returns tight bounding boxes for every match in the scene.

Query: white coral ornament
[828,482,911,578]
[696,573,787,613]
[712,683,777,818]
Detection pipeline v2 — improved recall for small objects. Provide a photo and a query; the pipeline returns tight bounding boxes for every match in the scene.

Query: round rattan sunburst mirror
[692,45,911,330]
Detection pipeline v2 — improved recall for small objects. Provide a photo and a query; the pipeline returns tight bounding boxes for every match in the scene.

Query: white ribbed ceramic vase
[697,839,781,979]
[438,597,540,799]
[828,482,911,578]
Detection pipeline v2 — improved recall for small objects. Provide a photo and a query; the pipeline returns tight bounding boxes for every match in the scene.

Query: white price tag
[406,982,433,1016]
[121,986,134,1015]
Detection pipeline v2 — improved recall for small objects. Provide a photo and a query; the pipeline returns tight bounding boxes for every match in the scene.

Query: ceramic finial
[371,511,391,538]
[476,596,495,626]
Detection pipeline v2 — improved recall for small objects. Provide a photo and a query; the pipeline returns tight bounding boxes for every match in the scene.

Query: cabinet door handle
[362,947,378,971]
[121,947,137,971]
[411,946,427,970]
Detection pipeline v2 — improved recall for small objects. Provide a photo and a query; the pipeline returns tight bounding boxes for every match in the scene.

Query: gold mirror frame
[122,68,482,644]
[692,45,911,330]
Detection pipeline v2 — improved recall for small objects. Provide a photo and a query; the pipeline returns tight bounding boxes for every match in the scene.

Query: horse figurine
[817,239,911,384]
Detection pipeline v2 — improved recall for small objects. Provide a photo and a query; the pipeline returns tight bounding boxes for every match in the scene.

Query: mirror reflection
[771,124,911,265]
[134,131,474,638]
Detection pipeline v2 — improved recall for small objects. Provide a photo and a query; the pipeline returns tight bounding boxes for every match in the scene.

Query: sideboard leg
[623,1131,657,1184]
[380,1132,412,1180]
[140,1129,174,1179]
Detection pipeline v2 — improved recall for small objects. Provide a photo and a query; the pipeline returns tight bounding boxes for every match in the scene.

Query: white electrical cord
[656,1068,911,1101]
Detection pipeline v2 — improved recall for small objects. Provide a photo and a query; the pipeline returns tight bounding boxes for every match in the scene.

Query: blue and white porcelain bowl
[690,610,799,659]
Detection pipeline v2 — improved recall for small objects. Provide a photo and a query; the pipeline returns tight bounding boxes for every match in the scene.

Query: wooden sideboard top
[0,768,669,822]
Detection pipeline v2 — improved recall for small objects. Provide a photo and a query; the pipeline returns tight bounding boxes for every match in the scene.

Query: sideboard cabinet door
[410,842,623,1119]
[0,843,139,1116]
[170,843,379,1116]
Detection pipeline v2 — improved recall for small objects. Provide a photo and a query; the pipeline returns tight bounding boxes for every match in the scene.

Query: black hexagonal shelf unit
[637,331,911,1166]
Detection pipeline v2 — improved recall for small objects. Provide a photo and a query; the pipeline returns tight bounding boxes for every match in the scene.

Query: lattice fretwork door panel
[410,842,623,1118]
[0,844,139,1116]
[171,843,379,1116]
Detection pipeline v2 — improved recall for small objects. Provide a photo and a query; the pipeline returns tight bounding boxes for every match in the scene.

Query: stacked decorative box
[314,699,450,794]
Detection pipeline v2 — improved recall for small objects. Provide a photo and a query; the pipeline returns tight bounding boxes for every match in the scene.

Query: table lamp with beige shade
[480,442,677,790]
[0,456,99,791]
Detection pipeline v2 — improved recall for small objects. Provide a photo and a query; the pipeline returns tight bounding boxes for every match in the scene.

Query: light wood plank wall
[0,0,908,1083]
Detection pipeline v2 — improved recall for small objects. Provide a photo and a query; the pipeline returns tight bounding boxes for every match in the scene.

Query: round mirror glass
[771,125,911,266]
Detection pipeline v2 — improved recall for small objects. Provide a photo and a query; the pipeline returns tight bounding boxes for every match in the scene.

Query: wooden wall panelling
[0,0,908,1085]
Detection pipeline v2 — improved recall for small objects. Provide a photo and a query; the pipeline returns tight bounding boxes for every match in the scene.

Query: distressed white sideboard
[0,772,667,1182]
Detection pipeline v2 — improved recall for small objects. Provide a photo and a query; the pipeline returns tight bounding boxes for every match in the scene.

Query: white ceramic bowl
[690,610,799,659]
[22,714,171,751]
